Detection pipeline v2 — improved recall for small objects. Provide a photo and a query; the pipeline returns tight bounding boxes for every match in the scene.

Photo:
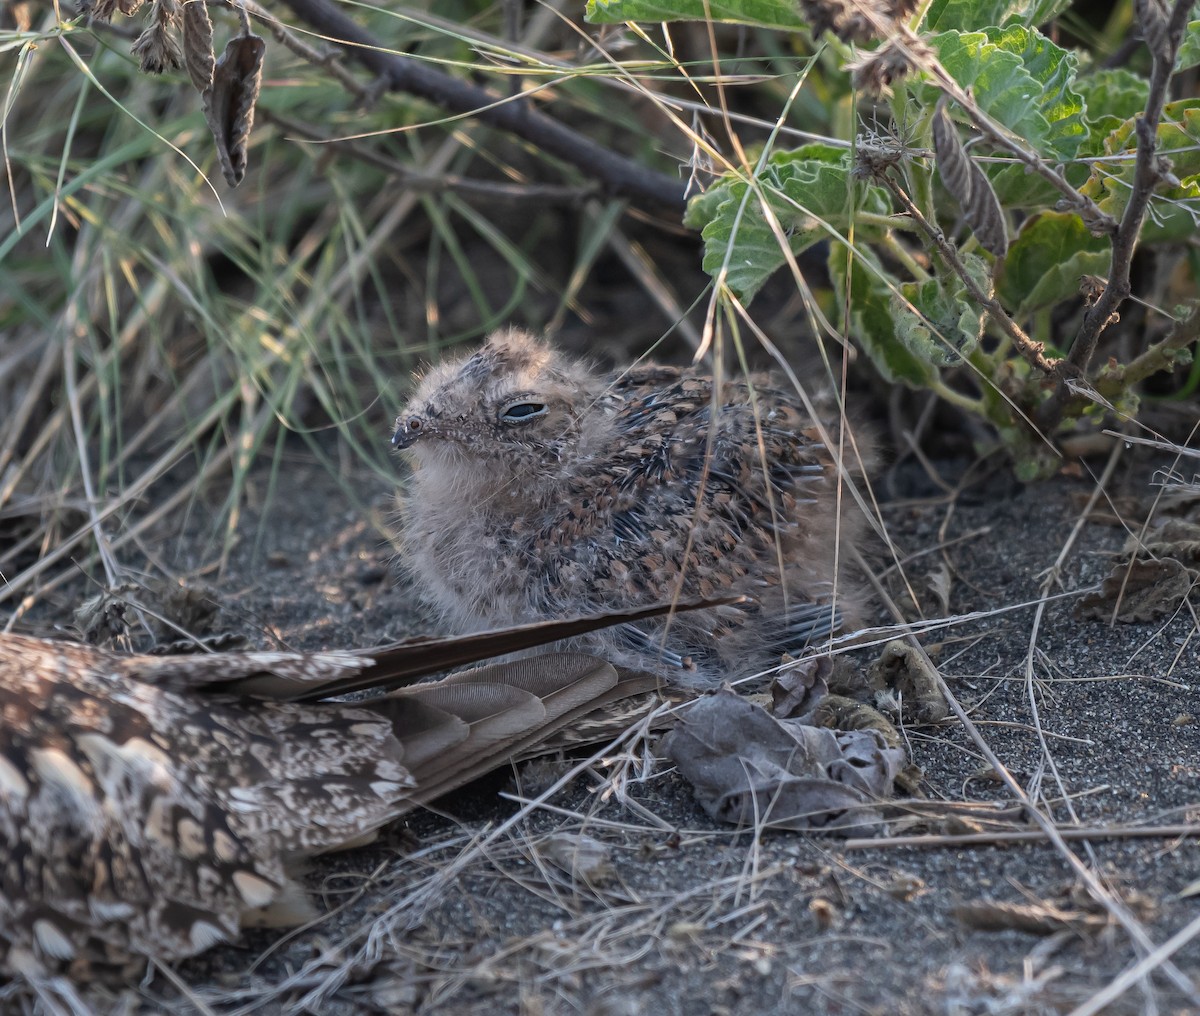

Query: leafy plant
[590,0,1200,477]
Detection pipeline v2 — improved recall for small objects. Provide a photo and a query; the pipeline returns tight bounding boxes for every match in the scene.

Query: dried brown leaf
[539,833,615,883]
[1131,518,1200,563]
[932,100,1008,257]
[771,655,831,718]
[73,577,222,650]
[796,0,890,44]
[953,900,1103,935]
[849,38,927,94]
[202,32,265,186]
[182,0,215,94]
[131,0,183,74]
[82,0,144,21]
[1135,0,1173,60]
[1075,557,1195,622]
[661,687,906,836]
[866,640,948,724]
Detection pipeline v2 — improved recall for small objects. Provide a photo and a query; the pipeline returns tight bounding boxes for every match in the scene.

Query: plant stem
[1065,0,1195,375]
[879,173,1058,375]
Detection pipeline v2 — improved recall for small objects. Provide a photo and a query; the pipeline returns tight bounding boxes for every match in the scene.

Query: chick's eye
[499,400,548,423]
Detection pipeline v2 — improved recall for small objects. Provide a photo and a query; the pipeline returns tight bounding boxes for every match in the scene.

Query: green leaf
[828,247,940,388]
[930,27,1086,160]
[923,0,1072,32]
[1079,99,1200,243]
[985,167,1063,209]
[893,256,988,366]
[1177,20,1200,70]
[1076,68,1150,133]
[686,145,890,302]
[995,211,1110,315]
[585,0,807,29]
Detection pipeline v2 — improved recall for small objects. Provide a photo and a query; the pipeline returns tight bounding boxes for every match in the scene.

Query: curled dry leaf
[771,655,831,717]
[1075,557,1195,622]
[131,0,183,74]
[539,833,615,884]
[865,641,949,725]
[81,0,144,22]
[1129,518,1200,563]
[953,899,1105,935]
[182,0,216,94]
[73,577,222,650]
[931,100,1008,257]
[849,38,930,94]
[661,687,906,836]
[795,0,902,45]
[203,32,265,186]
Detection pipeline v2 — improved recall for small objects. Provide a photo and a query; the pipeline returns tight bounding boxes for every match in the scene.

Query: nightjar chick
[393,328,875,687]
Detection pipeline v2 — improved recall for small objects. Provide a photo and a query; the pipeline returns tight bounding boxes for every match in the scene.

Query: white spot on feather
[88,899,136,922]
[75,733,173,792]
[29,749,95,807]
[188,920,230,951]
[232,870,278,908]
[32,919,76,960]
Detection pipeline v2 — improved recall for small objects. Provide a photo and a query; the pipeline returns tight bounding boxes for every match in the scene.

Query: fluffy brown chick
[393,328,874,687]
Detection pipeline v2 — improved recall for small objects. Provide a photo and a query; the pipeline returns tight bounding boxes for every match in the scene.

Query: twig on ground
[844,822,1200,851]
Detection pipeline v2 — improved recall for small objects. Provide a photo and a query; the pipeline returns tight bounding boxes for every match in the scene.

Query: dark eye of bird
[500,401,548,423]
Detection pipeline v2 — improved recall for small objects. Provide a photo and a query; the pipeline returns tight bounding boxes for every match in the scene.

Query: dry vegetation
[2,0,1200,1012]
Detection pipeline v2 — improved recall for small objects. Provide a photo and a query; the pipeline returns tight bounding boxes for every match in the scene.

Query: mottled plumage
[0,637,405,979]
[394,328,873,686]
[0,605,690,979]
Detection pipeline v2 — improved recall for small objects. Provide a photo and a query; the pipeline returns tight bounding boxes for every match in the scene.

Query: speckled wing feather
[0,602,716,978]
[0,635,412,979]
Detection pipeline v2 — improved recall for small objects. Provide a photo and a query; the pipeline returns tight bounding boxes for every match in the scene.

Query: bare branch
[257,108,598,204]
[267,0,688,212]
[1065,0,1195,375]
[878,173,1058,375]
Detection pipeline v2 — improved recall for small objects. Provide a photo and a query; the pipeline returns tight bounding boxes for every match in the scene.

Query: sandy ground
[18,443,1200,1016]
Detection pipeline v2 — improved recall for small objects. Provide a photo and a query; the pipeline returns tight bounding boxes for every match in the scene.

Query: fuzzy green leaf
[585,0,807,29]
[995,211,1110,315]
[1076,68,1150,134]
[931,27,1086,160]
[1177,20,1200,70]
[829,249,940,388]
[1080,99,1200,243]
[923,0,1072,32]
[893,257,987,367]
[686,146,890,302]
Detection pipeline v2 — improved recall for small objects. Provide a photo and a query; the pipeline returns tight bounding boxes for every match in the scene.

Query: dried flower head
[849,38,927,94]
[80,0,144,22]
[130,0,183,74]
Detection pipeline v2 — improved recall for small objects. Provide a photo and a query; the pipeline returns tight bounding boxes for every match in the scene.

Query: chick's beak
[391,415,424,449]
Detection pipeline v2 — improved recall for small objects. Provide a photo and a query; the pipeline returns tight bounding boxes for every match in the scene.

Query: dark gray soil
[28,448,1200,1015]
